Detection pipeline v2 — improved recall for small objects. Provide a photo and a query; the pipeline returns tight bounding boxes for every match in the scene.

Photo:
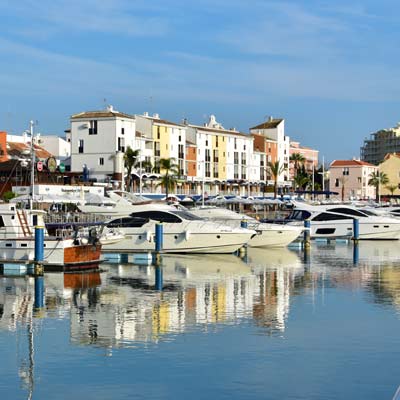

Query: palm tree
[268,160,284,199]
[368,171,389,202]
[294,175,310,191]
[154,158,180,199]
[290,153,305,183]
[386,184,397,197]
[124,147,140,192]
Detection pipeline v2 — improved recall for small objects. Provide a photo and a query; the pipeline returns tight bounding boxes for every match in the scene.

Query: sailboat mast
[30,120,35,208]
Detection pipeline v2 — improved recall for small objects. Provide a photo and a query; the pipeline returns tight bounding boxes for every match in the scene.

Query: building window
[78,139,84,153]
[335,178,340,187]
[118,137,125,152]
[179,135,182,142]
[205,140,208,146]
[178,144,184,159]
[154,142,160,157]
[99,157,104,166]
[89,120,97,135]
[358,177,361,183]
[157,127,161,139]
[343,168,349,176]
[234,138,237,149]
[121,127,125,135]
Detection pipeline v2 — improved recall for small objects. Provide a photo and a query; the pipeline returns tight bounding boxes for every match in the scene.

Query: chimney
[143,111,149,117]
[153,113,160,119]
[269,116,273,122]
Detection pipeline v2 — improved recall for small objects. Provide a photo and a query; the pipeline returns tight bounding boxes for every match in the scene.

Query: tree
[124,147,140,192]
[294,175,310,191]
[368,171,389,202]
[290,153,305,184]
[268,161,284,199]
[2,191,16,203]
[154,158,180,199]
[386,184,397,197]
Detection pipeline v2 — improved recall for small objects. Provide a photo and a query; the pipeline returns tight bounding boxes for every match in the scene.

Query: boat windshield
[328,207,369,218]
[287,210,312,221]
[171,210,204,221]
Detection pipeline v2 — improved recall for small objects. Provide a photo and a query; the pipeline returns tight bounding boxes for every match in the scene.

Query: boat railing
[44,212,108,225]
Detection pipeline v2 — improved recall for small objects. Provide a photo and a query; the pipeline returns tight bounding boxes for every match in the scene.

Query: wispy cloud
[1,0,170,38]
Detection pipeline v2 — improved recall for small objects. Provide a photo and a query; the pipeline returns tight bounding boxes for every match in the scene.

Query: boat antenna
[29,120,35,210]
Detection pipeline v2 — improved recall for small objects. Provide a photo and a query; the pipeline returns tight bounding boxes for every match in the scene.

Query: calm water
[1,242,400,399]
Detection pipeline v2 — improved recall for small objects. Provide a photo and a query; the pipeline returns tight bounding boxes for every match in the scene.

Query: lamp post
[139,134,144,196]
[378,169,381,205]
[202,159,205,207]
[29,121,35,209]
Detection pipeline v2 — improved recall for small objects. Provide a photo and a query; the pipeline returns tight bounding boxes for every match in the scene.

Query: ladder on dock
[17,210,32,237]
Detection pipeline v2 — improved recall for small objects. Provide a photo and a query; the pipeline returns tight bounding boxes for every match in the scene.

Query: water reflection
[1,242,400,350]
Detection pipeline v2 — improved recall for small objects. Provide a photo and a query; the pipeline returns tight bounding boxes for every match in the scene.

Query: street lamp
[139,134,145,196]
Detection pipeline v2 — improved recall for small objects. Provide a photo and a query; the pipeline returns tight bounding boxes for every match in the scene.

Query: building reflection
[2,243,400,349]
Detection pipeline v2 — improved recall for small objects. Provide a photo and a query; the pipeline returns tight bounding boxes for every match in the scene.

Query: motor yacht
[101,203,256,254]
[188,206,302,247]
[286,201,400,240]
[0,204,102,268]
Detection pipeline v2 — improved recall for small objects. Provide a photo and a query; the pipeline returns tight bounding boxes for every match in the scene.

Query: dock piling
[352,218,360,243]
[155,223,163,253]
[155,266,163,291]
[34,226,44,309]
[303,219,311,250]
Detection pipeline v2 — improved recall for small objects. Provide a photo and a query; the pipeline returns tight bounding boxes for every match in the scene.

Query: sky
[1,0,400,163]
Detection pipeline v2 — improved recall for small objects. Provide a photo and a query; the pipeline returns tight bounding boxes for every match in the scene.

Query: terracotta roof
[330,159,376,167]
[189,124,250,138]
[71,110,135,120]
[7,142,52,160]
[250,119,283,130]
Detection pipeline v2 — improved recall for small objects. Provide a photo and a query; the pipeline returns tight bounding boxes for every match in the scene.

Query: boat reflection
[2,243,400,350]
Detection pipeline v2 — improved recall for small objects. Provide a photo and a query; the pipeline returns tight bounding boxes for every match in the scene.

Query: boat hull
[248,225,302,247]
[102,231,254,254]
[0,239,102,267]
[287,221,400,240]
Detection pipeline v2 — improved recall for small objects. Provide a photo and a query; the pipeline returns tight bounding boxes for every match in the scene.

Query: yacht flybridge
[0,204,102,268]
[188,206,302,247]
[286,202,400,240]
[101,203,257,254]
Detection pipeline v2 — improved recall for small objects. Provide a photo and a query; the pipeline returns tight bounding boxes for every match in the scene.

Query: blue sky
[1,0,400,162]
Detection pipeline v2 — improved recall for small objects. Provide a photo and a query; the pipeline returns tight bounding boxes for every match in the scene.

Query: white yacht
[188,206,302,247]
[286,201,400,240]
[101,203,256,254]
[0,204,102,267]
[78,191,151,218]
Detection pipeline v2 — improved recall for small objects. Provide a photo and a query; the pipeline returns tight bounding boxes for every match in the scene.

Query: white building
[186,115,255,195]
[70,105,136,182]
[39,135,70,161]
[135,112,187,176]
[250,117,291,187]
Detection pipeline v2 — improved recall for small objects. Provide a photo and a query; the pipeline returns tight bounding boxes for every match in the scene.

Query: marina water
[1,242,400,399]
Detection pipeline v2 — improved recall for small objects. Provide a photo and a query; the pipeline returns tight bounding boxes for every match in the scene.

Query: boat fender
[185,230,191,241]
[146,231,152,242]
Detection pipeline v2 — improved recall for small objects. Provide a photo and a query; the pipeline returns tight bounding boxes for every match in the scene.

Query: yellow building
[379,153,400,196]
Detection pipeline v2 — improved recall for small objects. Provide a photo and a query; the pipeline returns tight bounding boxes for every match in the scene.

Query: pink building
[289,141,319,179]
[329,159,377,200]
